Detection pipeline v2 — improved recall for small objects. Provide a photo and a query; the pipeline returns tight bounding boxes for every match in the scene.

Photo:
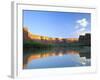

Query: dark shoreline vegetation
[23,40,90,49]
[23,41,54,49]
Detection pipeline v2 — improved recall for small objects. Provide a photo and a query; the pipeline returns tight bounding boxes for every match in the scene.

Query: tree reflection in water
[23,47,90,69]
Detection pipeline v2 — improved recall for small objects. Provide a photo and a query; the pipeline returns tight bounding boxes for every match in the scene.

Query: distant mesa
[23,27,90,45]
[23,27,78,44]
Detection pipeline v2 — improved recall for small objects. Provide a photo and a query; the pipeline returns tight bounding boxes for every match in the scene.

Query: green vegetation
[23,40,90,50]
[53,42,90,47]
[23,41,54,49]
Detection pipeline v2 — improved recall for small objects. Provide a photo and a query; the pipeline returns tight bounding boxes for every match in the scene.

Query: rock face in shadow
[79,33,91,46]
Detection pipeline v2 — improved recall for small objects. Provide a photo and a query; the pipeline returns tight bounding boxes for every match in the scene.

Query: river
[23,47,91,69]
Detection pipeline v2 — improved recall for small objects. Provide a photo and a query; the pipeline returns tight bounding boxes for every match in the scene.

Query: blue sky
[23,10,91,38]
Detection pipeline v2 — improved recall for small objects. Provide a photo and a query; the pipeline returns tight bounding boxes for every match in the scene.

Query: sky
[23,10,91,38]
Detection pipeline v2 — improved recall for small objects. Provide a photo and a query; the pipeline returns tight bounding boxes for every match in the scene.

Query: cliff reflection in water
[23,47,90,69]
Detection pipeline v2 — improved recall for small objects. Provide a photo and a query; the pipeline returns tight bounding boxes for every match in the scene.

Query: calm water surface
[23,47,91,69]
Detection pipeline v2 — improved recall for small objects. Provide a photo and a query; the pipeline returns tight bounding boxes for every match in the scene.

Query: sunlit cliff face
[28,32,41,40]
[23,27,78,42]
[66,38,79,42]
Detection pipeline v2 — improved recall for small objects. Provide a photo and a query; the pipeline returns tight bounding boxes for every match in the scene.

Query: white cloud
[74,18,89,37]
[76,18,88,27]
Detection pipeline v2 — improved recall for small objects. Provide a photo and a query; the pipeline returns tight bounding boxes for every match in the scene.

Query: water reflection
[23,47,91,69]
